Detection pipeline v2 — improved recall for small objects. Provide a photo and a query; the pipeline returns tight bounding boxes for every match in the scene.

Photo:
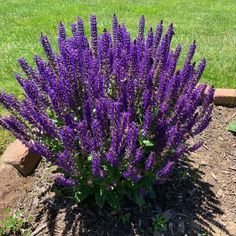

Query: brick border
[213,88,236,107]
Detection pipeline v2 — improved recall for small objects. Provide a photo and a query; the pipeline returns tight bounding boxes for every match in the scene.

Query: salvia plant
[0,15,214,209]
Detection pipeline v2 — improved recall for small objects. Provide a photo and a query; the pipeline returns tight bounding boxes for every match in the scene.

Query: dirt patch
[0,106,235,235]
[191,106,236,235]
[0,163,35,219]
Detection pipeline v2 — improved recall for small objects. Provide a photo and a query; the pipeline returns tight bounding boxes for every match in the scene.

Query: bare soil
[0,164,35,219]
[0,106,235,236]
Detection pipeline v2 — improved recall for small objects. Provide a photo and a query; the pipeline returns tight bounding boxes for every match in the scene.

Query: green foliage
[0,208,31,236]
[227,119,236,133]
[142,139,155,147]
[199,233,210,236]
[75,185,92,204]
[119,212,131,224]
[74,172,157,210]
[152,214,168,232]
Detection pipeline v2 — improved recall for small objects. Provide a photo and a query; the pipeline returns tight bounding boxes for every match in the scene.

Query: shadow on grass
[33,159,229,236]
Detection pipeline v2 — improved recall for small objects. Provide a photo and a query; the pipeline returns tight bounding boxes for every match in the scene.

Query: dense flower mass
[0,15,214,208]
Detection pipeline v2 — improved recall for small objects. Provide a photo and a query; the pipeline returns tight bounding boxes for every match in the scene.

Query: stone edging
[213,88,236,107]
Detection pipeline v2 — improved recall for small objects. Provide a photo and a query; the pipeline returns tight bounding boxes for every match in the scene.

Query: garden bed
[0,105,235,236]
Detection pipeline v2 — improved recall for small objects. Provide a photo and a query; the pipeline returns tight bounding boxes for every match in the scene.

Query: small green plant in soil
[119,212,131,224]
[0,208,31,236]
[152,214,168,232]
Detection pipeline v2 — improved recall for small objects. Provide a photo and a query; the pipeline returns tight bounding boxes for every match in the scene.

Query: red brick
[214,89,236,107]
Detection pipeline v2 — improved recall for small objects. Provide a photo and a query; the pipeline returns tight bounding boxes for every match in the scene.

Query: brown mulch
[0,106,235,236]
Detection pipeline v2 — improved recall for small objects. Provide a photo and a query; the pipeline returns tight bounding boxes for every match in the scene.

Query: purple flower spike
[156,161,175,179]
[109,102,121,128]
[189,140,204,152]
[184,40,196,66]
[132,148,144,165]
[125,122,138,157]
[166,125,183,149]
[153,20,163,56]
[112,14,119,43]
[71,23,78,36]
[145,152,156,171]
[77,17,85,36]
[143,107,154,134]
[40,33,55,63]
[0,92,21,112]
[56,150,76,173]
[28,141,54,161]
[90,15,98,56]
[193,58,206,84]
[60,126,75,150]
[18,58,34,78]
[91,119,103,148]
[58,21,67,40]
[92,153,102,177]
[123,167,142,183]
[106,149,118,167]
[54,173,76,187]
[138,15,145,41]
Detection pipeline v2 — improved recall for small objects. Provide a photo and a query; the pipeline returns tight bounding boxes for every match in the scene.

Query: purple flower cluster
[0,15,214,191]
[54,173,76,187]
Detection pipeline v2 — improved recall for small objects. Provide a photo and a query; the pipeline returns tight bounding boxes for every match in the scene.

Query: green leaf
[142,140,154,147]
[3,208,11,214]
[120,212,131,224]
[126,190,145,208]
[95,189,106,208]
[107,191,122,210]
[227,119,236,133]
[148,187,157,199]
[133,193,145,208]
[152,215,168,232]
[87,154,93,162]
[74,187,91,203]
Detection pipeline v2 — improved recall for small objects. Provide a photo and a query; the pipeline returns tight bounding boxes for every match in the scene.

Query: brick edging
[213,88,236,107]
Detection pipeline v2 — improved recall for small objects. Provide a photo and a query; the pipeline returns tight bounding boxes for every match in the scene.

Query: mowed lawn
[0,0,235,153]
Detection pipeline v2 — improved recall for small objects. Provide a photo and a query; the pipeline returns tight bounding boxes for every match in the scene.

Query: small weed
[0,208,31,236]
[119,212,131,224]
[152,214,168,232]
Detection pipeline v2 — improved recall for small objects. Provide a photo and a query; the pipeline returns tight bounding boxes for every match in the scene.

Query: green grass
[0,0,235,153]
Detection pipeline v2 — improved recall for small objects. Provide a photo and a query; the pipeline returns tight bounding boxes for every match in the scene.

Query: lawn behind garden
[0,0,235,152]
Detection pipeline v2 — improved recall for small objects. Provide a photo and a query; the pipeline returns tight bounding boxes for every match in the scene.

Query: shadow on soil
[34,159,229,236]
